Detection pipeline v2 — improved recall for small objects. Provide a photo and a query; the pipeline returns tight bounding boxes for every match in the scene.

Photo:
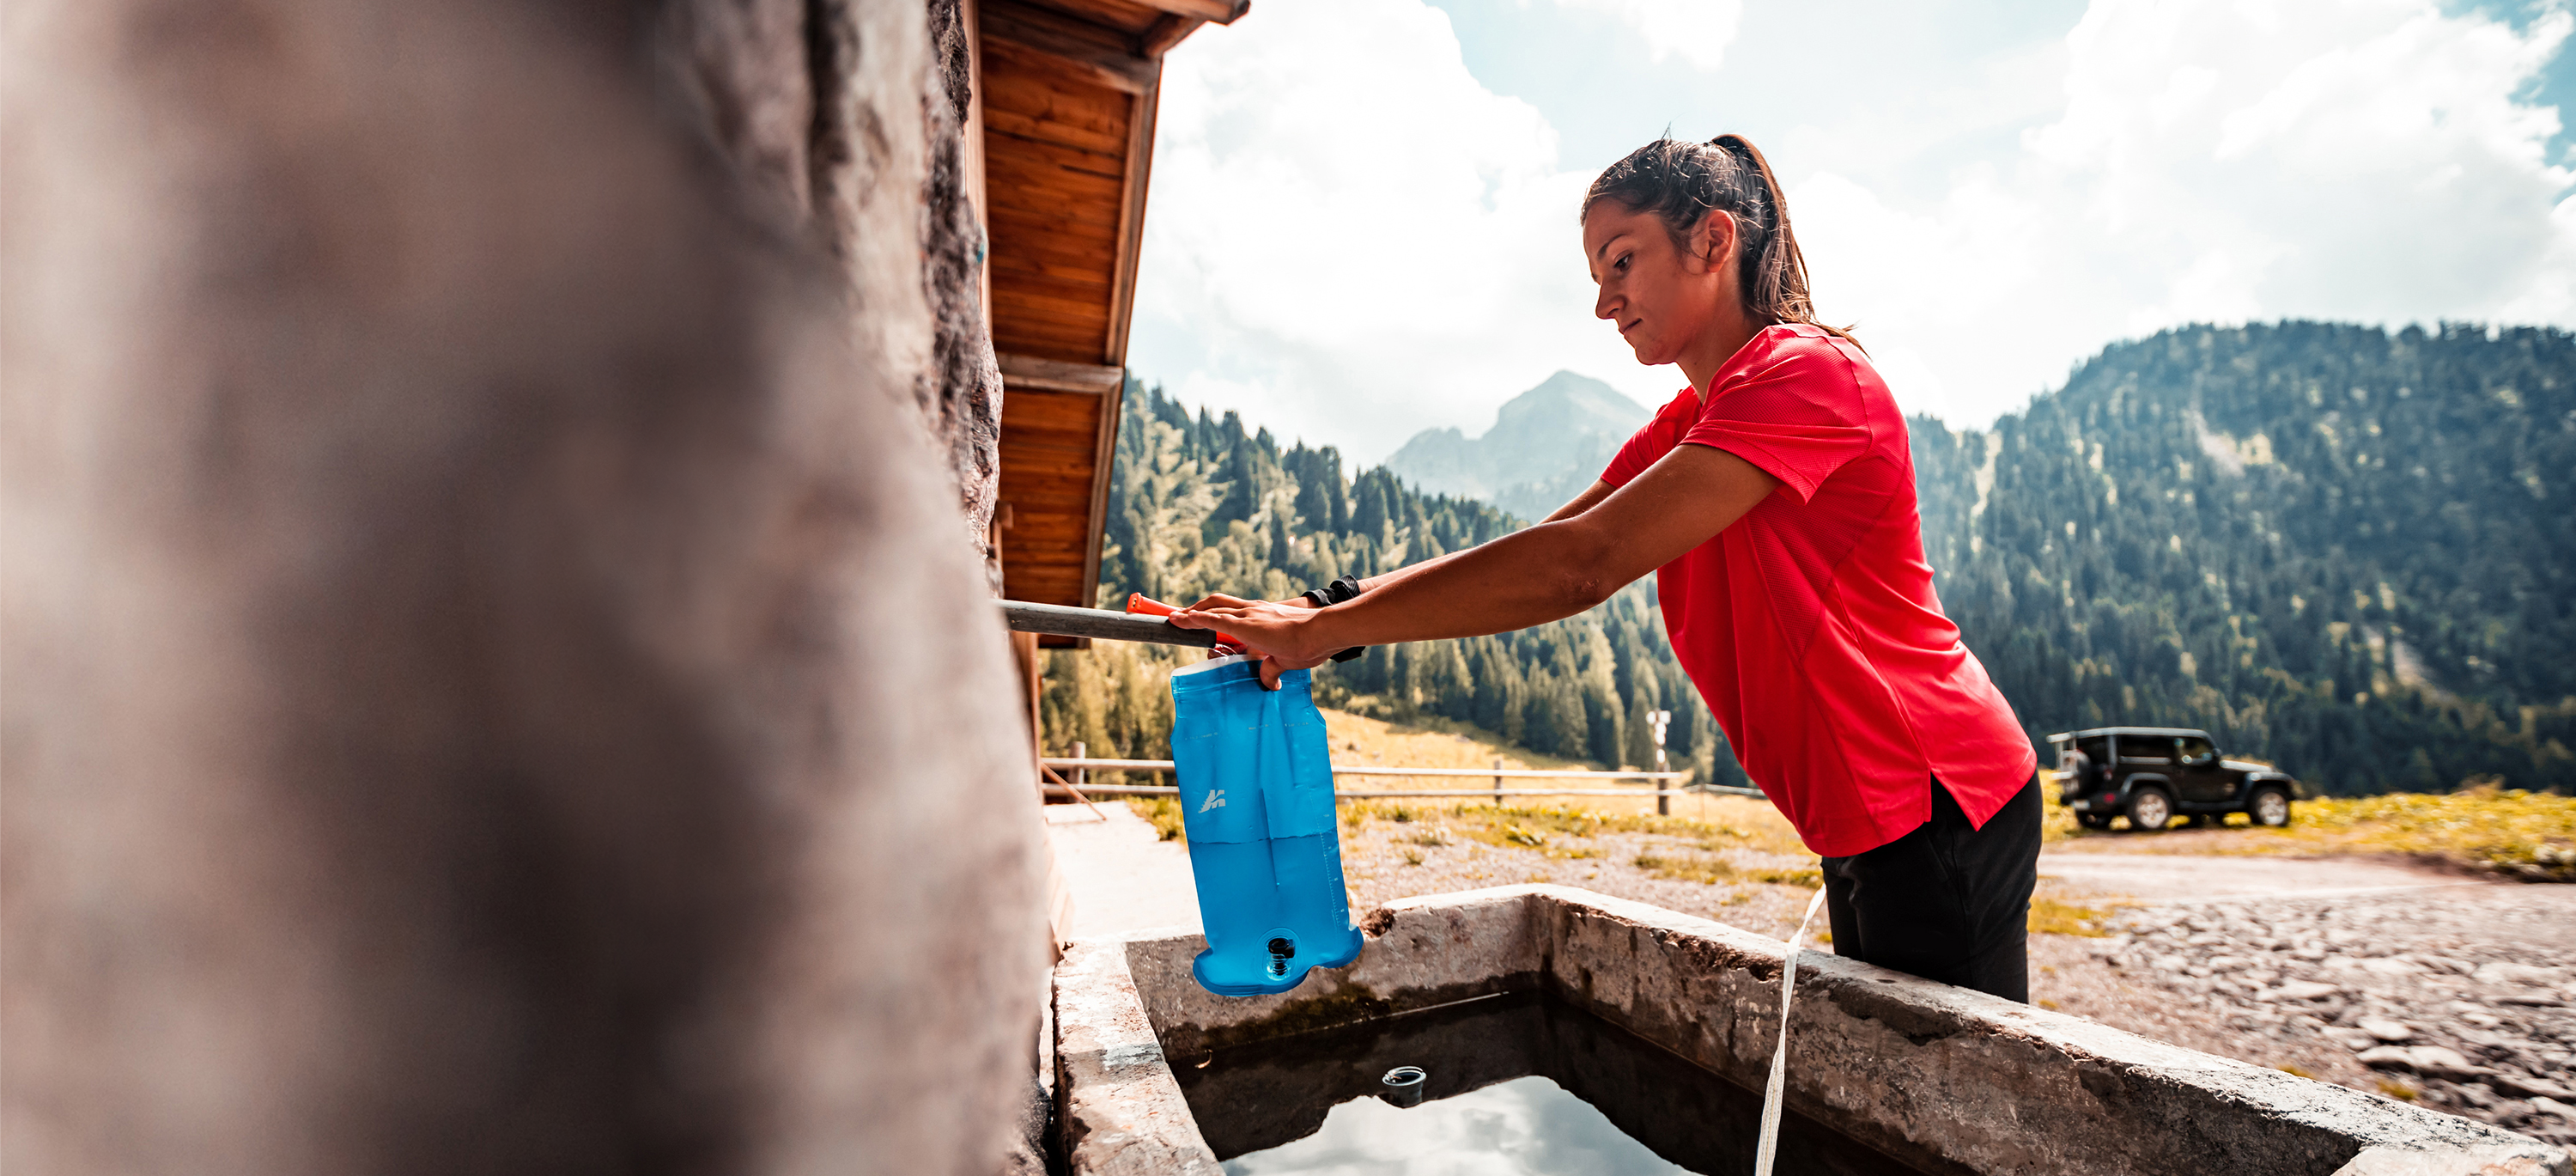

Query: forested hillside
[1040,382,1750,787]
[1046,320,2576,797]
[1919,322,2575,794]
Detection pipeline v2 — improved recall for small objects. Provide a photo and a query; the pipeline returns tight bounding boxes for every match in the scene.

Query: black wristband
[1301,576,1369,661]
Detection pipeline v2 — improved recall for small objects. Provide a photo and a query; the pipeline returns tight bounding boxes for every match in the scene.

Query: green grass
[1634,852,1736,884]
[1747,866,1822,889]
[2050,780,2576,880]
[2028,897,2113,937]
[1127,795,1186,842]
[1631,853,1823,889]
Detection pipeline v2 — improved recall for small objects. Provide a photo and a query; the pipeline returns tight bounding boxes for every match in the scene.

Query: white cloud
[1131,0,2576,460]
[1132,0,1667,463]
[1550,0,1742,70]
[1798,0,2576,422]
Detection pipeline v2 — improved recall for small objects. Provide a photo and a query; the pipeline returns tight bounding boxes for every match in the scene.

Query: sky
[1123,0,2576,466]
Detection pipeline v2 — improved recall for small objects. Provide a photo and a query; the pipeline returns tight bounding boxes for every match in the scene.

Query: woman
[1170,135,2041,1002]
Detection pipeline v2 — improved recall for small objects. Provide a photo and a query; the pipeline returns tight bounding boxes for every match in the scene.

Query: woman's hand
[1170,594,1338,689]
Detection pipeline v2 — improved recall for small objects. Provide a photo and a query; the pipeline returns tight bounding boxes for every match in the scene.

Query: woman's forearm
[1318,450,1771,653]
[1352,549,1465,595]
[1348,480,1616,595]
[1172,446,1775,667]
[1321,521,1619,649]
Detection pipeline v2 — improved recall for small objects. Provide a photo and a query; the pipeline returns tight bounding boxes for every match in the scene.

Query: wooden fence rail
[1036,757,1765,812]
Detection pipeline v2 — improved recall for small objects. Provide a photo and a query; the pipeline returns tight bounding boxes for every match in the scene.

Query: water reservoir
[1175,990,1929,1175]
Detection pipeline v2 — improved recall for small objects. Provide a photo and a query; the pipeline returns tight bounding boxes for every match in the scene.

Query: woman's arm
[1171,445,1778,683]
[1334,478,1620,598]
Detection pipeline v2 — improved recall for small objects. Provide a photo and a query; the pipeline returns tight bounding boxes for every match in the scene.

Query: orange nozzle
[1127,593,1244,649]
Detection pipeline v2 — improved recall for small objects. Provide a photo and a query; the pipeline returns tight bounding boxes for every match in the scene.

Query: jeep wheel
[2124,787,2173,832]
[2249,785,2292,828]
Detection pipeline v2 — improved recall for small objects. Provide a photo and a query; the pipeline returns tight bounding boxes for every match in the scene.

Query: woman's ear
[1692,210,1735,275]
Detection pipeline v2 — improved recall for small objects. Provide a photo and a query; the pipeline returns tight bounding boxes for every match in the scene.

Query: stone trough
[1054,885,2568,1176]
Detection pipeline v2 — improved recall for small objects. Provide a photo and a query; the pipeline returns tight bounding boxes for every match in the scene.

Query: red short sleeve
[1600,397,1687,489]
[1681,344,1872,503]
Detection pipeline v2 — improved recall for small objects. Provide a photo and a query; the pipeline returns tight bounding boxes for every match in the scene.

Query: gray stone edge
[1052,937,1223,1174]
[1056,885,2568,1176]
[1526,886,2569,1176]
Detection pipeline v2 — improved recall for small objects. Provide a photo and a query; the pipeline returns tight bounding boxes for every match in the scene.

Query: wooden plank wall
[981,23,1134,365]
[981,0,1157,622]
[997,387,1118,625]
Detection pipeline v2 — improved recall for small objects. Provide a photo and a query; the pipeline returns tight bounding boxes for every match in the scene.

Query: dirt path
[1042,804,1200,938]
[2035,850,2500,903]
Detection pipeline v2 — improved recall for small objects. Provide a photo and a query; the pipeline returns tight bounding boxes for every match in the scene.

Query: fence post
[1073,741,1086,790]
[1492,758,1503,807]
[1651,709,1672,816]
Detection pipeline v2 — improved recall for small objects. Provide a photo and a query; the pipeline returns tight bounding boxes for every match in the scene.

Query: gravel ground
[1337,804,1828,943]
[2057,888,2576,1154]
[1333,807,2576,1158]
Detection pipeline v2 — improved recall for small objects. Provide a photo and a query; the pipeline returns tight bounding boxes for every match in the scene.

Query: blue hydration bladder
[1169,655,1364,996]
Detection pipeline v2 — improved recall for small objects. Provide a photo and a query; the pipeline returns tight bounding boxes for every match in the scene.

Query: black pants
[1820,777,2041,1002]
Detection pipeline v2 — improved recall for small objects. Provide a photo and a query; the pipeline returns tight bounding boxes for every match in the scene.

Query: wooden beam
[1103,66,1157,366]
[1127,0,1249,24]
[999,352,1122,393]
[1139,14,1203,57]
[981,1,1155,94]
[1078,374,1123,609]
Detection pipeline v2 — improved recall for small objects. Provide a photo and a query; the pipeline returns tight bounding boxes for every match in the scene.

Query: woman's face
[1584,202,1733,369]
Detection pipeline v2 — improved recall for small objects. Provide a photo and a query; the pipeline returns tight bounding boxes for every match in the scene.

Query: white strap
[1755,887,1830,1176]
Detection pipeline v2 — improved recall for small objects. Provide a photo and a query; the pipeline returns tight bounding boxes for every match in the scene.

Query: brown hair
[1582,134,1856,345]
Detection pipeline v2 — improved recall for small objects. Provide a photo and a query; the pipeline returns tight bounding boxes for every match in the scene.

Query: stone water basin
[1054,885,2567,1175]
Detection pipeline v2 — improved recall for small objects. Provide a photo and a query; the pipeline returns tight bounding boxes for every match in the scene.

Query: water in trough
[1171,990,1934,1176]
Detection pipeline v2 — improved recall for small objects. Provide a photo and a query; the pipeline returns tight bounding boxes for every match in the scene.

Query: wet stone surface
[2071,888,2576,1156]
[1172,990,1929,1175]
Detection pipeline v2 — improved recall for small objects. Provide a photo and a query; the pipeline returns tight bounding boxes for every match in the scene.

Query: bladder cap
[1379,1065,1427,1109]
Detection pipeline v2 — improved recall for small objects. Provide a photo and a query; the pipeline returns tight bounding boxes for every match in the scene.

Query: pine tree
[1624,686,1660,771]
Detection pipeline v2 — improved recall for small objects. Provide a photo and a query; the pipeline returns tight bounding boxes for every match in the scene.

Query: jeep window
[2076,737,2108,764]
[2120,740,2172,764]
[2176,735,2215,765]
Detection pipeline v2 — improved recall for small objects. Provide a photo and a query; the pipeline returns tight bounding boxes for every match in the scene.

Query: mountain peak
[1491,370,1643,435]
[1382,372,1649,514]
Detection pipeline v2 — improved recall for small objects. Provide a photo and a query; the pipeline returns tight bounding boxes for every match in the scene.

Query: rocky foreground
[2064,888,2576,1153]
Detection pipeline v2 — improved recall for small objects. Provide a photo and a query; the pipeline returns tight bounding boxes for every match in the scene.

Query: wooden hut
[963,0,1249,638]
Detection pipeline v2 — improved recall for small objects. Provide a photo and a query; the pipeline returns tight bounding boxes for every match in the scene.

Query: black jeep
[2047,727,2299,832]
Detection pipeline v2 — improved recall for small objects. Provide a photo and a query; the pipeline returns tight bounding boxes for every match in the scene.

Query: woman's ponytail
[1583,134,1854,347]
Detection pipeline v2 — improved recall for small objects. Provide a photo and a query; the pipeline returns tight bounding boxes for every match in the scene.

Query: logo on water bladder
[1199,789,1226,813]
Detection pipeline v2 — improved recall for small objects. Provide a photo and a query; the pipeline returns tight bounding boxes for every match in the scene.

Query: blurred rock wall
[660,0,1005,575]
[2,1,1040,1173]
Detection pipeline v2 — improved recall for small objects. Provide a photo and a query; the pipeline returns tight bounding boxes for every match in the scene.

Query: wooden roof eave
[979,0,1244,627]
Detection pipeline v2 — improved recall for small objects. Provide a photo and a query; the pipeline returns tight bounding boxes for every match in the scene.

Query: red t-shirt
[1601,323,2036,856]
